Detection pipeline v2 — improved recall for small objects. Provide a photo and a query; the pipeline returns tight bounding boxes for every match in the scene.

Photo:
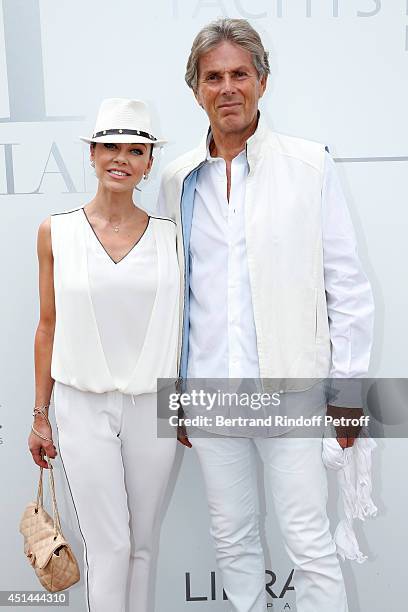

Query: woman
[28,98,179,612]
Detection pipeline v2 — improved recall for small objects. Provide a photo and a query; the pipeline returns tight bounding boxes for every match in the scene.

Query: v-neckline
[82,207,151,265]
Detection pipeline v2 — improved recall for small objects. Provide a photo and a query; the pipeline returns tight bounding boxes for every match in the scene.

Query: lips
[218,103,241,109]
[107,169,131,178]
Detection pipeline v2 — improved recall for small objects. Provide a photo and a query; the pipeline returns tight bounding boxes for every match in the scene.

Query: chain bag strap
[35,459,63,536]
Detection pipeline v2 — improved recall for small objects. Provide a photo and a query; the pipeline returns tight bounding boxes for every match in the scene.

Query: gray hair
[185,18,270,92]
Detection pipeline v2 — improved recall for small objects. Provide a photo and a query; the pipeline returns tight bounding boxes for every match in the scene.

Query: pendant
[113,226,119,233]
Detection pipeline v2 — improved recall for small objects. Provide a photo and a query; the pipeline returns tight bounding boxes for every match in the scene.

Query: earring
[90,160,95,168]
[143,173,149,180]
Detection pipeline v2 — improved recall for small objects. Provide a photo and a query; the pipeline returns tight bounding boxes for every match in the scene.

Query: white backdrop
[1,1,407,610]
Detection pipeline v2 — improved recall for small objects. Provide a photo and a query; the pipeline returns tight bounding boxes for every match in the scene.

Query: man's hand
[177,423,192,448]
[177,402,192,448]
[326,405,364,449]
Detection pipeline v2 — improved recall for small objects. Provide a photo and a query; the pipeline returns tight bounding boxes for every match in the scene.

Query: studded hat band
[92,128,157,141]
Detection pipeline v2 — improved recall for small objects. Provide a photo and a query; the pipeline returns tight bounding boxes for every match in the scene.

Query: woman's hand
[28,416,57,468]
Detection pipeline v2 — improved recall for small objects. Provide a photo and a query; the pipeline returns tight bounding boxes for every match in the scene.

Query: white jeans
[54,382,176,612]
[193,435,348,612]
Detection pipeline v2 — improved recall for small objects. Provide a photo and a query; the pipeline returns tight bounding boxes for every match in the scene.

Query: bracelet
[33,406,50,421]
[32,406,52,443]
[33,405,49,413]
[31,425,53,443]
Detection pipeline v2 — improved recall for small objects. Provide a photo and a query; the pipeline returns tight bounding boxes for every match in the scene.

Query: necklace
[86,205,139,233]
[109,209,137,233]
[109,215,132,233]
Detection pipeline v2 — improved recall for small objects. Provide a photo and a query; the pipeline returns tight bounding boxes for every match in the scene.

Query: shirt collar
[205,131,247,164]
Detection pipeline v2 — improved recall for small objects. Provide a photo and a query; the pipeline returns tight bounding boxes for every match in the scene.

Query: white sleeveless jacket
[159,116,332,390]
[50,208,179,395]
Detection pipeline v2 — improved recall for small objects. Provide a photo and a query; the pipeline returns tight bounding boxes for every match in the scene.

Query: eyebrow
[203,66,252,76]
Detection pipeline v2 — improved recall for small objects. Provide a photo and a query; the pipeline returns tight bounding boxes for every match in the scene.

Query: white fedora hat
[80,98,167,146]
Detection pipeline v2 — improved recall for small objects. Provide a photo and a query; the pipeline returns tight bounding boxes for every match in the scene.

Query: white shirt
[50,210,180,395]
[85,213,158,387]
[188,148,259,378]
[187,147,373,381]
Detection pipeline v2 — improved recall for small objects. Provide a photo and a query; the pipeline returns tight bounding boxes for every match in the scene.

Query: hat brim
[80,135,167,146]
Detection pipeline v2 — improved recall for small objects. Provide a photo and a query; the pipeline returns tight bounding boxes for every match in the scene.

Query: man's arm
[156,179,169,217]
[156,170,191,447]
[156,170,178,221]
[322,151,375,444]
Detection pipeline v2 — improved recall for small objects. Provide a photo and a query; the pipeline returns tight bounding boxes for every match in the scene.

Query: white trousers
[193,436,348,612]
[54,382,176,612]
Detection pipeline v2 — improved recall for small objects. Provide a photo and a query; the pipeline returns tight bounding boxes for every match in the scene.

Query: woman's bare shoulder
[37,217,52,255]
[38,216,51,233]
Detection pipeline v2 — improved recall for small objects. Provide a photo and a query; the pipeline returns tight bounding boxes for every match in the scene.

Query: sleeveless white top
[50,208,179,395]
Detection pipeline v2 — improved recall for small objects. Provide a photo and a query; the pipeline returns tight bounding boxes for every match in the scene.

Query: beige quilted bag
[19,459,80,592]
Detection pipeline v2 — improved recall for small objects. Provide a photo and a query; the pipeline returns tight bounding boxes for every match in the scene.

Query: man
[158,18,374,612]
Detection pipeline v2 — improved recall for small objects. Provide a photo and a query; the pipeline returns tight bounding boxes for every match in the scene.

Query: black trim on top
[82,208,151,265]
[149,215,176,226]
[93,128,157,141]
[51,207,84,216]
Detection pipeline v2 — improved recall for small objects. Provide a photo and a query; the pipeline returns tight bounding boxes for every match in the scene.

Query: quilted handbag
[19,458,80,592]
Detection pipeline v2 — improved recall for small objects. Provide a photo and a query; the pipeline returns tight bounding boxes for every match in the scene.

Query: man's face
[195,41,267,136]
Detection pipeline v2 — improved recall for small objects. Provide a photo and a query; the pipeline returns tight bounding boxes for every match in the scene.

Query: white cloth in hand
[322,433,377,563]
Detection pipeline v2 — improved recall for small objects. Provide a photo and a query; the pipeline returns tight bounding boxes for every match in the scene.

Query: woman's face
[90,142,153,193]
